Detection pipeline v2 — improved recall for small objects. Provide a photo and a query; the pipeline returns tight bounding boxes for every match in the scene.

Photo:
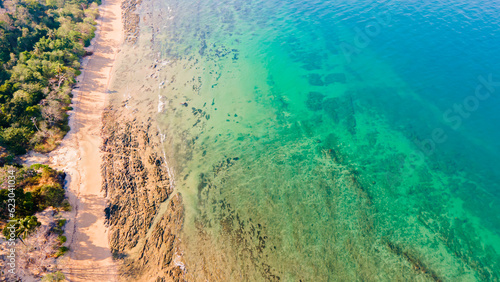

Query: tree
[0,0,100,154]
[41,98,63,127]
[0,126,32,154]
[2,215,41,239]
[18,215,41,238]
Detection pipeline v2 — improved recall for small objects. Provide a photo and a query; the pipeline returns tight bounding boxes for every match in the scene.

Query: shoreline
[58,0,123,279]
[23,0,123,280]
[97,0,189,277]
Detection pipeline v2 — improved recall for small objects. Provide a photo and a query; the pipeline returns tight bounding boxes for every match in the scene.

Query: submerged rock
[307,73,324,86]
[324,73,346,85]
[323,97,339,123]
[306,91,325,111]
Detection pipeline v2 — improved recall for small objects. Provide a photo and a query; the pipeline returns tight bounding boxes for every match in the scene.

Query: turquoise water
[141,0,500,280]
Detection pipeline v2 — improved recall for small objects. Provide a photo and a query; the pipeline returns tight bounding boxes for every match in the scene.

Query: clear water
[139,0,500,280]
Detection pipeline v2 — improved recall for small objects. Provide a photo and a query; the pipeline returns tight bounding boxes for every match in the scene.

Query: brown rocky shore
[101,109,186,281]
[121,0,142,43]
[96,0,192,279]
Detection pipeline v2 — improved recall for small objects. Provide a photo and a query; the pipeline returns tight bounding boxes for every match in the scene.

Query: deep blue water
[340,0,500,224]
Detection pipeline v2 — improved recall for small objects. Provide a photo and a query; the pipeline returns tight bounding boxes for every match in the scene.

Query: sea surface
[141,0,500,280]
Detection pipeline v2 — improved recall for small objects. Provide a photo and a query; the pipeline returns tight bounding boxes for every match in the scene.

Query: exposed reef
[101,107,186,281]
[122,0,142,43]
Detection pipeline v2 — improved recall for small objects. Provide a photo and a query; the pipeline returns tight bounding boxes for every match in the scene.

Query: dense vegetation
[0,0,99,154]
[0,164,68,233]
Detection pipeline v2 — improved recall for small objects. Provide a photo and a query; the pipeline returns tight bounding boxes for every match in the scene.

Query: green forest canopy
[0,0,99,154]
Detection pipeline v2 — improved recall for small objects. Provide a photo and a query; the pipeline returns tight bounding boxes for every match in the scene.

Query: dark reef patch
[307,73,324,86]
[324,73,346,85]
[306,91,325,111]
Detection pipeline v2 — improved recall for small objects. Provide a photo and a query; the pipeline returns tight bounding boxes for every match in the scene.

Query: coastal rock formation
[121,0,142,43]
[101,108,186,281]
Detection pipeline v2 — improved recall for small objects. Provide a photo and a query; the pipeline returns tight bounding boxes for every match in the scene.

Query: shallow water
[140,0,500,280]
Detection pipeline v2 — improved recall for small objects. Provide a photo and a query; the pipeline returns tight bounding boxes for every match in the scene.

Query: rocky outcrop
[121,0,142,43]
[101,107,186,281]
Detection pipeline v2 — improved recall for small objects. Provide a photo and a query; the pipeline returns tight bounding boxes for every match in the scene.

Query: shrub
[61,198,71,211]
[55,246,69,257]
[57,218,67,227]
[18,191,37,216]
[58,235,66,244]
[42,271,66,281]
[39,184,65,208]
[52,218,67,235]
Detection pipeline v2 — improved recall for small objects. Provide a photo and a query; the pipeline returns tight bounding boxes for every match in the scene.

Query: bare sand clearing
[22,0,123,280]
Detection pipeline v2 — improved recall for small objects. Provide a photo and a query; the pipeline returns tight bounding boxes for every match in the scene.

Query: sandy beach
[60,0,122,279]
[22,0,124,280]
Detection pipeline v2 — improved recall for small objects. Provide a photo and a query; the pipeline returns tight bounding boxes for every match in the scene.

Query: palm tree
[17,216,41,239]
